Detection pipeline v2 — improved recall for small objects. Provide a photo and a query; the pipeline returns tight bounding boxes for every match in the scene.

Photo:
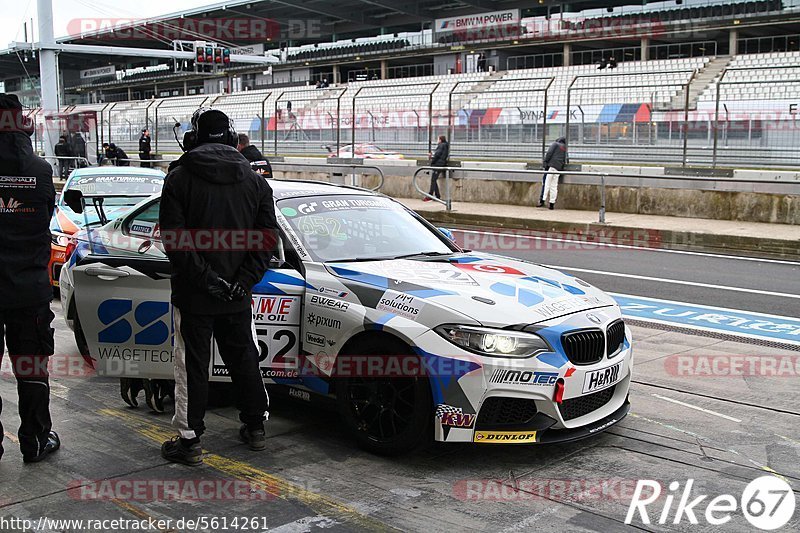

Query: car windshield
[277,194,456,262]
[64,174,164,206]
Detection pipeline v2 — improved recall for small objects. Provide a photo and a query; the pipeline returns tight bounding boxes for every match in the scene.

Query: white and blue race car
[60,179,632,454]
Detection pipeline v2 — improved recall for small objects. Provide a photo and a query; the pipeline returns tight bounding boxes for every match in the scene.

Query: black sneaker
[161,436,202,466]
[23,431,61,464]
[549,203,555,210]
[239,424,267,451]
[536,201,544,207]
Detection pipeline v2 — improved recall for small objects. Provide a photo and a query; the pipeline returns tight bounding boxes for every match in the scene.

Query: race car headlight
[51,233,70,247]
[435,325,550,358]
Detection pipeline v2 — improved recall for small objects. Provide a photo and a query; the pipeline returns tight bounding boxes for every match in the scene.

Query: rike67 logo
[626,477,796,530]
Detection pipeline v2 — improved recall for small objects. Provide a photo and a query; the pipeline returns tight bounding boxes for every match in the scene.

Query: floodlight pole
[38,0,59,160]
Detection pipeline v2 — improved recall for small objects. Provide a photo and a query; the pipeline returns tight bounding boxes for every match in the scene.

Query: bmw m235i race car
[49,166,165,288]
[60,179,632,454]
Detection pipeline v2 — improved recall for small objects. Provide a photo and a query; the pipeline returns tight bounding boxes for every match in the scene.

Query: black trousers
[428,169,442,199]
[139,153,151,168]
[0,305,55,457]
[172,307,268,440]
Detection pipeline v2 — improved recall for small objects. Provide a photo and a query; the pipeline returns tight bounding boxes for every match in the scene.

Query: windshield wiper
[392,251,457,260]
[325,256,398,263]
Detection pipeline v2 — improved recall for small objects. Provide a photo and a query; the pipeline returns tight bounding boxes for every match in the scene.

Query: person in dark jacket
[538,136,567,210]
[0,93,60,464]
[68,132,87,168]
[108,143,130,166]
[54,135,72,179]
[237,133,272,178]
[159,108,276,466]
[138,128,152,168]
[424,135,449,202]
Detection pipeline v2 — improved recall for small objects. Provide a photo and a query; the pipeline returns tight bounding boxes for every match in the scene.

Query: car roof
[70,166,166,178]
[267,179,378,200]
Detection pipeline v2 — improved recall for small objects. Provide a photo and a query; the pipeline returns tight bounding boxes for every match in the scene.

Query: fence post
[542,77,554,158]
[445,169,452,212]
[565,76,577,149]
[712,68,728,168]
[599,174,606,224]
[682,71,695,168]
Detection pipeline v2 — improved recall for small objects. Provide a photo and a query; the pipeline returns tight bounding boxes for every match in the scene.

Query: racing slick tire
[335,336,432,456]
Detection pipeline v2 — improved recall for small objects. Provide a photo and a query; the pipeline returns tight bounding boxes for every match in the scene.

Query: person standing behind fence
[54,135,71,179]
[424,135,449,202]
[538,137,567,210]
[139,128,152,168]
[237,133,273,179]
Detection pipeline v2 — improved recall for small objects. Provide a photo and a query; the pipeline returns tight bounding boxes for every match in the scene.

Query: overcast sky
[1,0,217,46]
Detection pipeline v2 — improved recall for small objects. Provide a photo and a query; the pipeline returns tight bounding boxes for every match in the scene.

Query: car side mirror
[63,189,84,213]
[438,227,456,242]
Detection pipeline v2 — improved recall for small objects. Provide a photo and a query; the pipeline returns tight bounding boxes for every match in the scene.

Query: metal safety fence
[31,59,800,169]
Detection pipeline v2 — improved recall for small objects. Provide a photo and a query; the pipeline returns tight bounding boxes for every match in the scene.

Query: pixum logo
[625,477,796,530]
[67,18,280,42]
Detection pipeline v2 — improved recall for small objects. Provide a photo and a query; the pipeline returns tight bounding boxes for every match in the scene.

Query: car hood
[326,253,615,326]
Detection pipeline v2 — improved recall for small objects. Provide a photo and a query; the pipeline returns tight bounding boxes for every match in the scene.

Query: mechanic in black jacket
[138,128,152,168]
[0,93,60,463]
[108,143,130,166]
[236,133,272,178]
[159,108,276,466]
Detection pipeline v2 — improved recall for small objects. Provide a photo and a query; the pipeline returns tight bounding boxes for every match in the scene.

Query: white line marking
[456,228,800,266]
[543,265,800,300]
[651,394,742,423]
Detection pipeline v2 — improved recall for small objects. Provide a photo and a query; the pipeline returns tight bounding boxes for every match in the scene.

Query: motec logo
[625,476,796,530]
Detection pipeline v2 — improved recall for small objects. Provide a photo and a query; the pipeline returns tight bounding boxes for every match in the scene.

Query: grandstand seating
[698,51,800,101]
[287,39,410,63]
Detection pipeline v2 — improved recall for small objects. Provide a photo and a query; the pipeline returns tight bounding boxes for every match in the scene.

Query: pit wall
[272,160,800,225]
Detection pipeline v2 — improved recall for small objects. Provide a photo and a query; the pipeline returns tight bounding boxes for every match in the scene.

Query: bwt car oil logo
[97,299,170,345]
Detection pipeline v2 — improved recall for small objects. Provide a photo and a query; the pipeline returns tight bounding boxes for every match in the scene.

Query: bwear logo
[474,431,537,444]
[97,299,170,345]
[310,294,349,312]
[489,369,558,386]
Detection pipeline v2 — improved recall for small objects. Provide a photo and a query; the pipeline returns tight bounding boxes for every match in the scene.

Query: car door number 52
[256,328,298,368]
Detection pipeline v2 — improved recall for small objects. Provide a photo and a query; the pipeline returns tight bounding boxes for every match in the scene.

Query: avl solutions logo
[625,476,795,530]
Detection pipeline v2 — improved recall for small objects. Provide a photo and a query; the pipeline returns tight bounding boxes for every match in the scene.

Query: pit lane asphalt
[1,299,798,533]
[450,227,800,319]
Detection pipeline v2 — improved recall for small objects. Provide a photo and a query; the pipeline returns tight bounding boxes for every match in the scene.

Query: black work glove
[208,277,234,302]
[229,281,248,302]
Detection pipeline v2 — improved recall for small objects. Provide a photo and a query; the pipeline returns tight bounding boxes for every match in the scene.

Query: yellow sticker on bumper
[473,431,537,444]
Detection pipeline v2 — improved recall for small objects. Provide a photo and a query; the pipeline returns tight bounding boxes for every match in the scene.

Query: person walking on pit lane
[424,135,449,202]
[159,108,276,466]
[0,93,60,464]
[538,136,567,210]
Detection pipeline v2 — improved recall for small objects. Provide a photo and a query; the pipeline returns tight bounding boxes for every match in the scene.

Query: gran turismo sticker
[473,431,537,444]
[372,262,477,286]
